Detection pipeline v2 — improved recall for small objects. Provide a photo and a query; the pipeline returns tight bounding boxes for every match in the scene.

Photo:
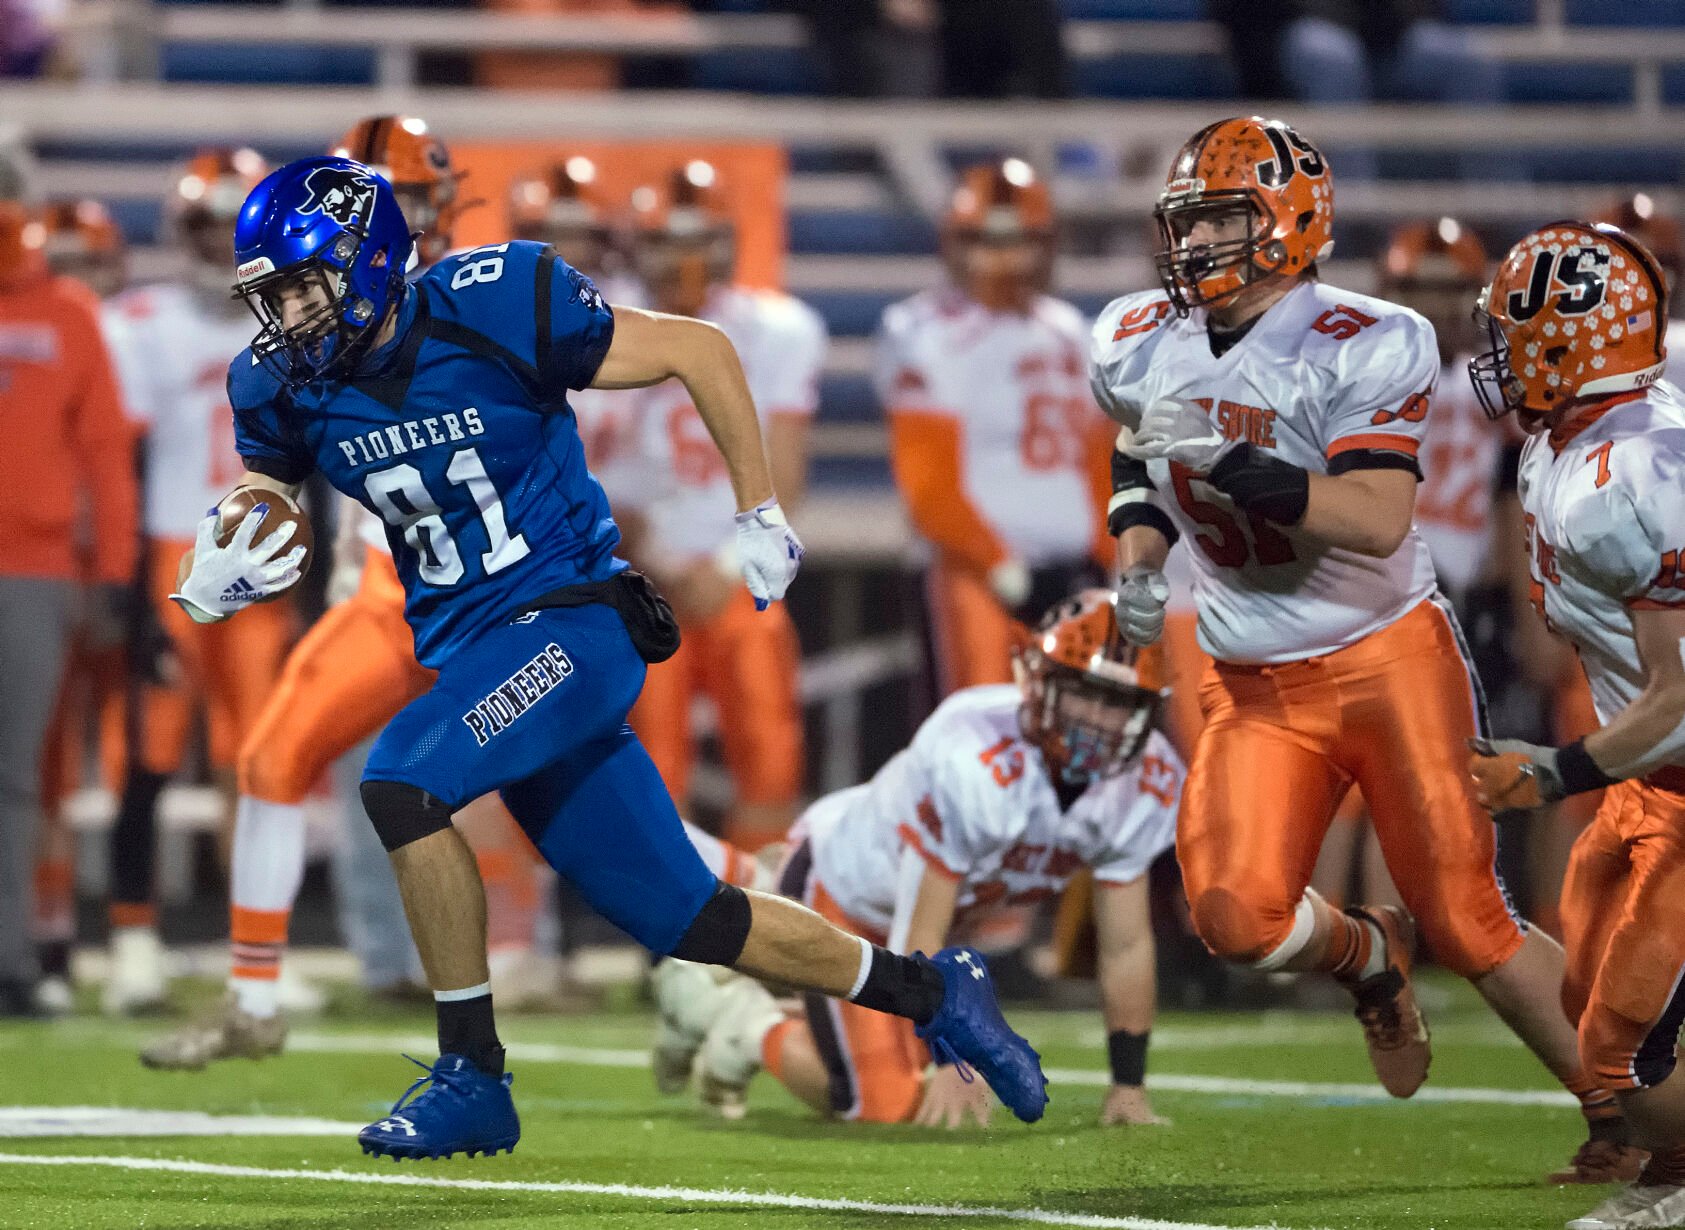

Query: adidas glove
[170,504,306,625]
[735,498,804,611]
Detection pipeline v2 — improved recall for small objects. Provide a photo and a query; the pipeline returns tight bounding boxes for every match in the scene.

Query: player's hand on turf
[735,498,804,611]
[1100,1084,1169,1128]
[1117,565,1171,647]
[1123,398,1234,471]
[914,1063,994,1130]
[169,506,306,624]
[1467,737,1564,811]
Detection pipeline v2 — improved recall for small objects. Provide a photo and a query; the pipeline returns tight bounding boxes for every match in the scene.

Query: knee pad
[360,779,453,853]
[1191,886,1297,966]
[669,880,752,967]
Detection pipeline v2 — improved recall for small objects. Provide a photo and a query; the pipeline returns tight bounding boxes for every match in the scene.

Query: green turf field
[0,974,1614,1229]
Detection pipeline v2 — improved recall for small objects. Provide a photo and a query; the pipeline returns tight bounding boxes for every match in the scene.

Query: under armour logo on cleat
[376,1115,417,1137]
[955,952,986,981]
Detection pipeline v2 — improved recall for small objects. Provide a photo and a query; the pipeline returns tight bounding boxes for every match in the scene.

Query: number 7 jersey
[229,240,623,667]
[1090,280,1441,664]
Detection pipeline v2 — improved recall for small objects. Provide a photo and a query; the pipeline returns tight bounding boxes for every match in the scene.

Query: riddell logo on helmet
[235,256,274,282]
[1163,177,1204,201]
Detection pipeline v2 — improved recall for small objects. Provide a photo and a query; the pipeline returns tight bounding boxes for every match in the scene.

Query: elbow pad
[1109,449,1179,544]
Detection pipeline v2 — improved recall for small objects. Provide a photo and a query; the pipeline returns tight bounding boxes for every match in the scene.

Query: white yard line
[0,1152,1312,1230]
[0,1107,364,1137]
[283,1033,1576,1107]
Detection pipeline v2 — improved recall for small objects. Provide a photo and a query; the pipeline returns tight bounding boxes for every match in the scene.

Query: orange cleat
[1340,905,1431,1099]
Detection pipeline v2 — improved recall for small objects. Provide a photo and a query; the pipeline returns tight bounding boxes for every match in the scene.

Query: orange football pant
[1559,775,1685,1089]
[141,536,293,773]
[631,586,803,810]
[238,549,433,804]
[924,559,1022,694]
[1178,598,1525,978]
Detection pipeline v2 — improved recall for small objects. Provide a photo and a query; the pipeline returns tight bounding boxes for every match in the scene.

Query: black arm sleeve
[1108,449,1179,543]
[1326,449,1423,480]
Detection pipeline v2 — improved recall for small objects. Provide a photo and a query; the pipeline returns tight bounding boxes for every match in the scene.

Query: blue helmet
[232,155,414,387]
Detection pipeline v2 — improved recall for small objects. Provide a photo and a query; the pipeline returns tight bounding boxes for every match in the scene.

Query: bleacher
[13,0,1685,489]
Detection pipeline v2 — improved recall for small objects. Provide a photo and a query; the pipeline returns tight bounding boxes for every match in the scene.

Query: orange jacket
[0,273,139,583]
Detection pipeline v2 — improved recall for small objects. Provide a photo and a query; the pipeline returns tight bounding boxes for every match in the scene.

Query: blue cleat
[358,1054,520,1161]
[915,947,1049,1123]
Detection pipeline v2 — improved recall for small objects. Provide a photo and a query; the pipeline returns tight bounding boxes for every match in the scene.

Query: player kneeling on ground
[168,156,1047,1160]
[1467,221,1685,1230]
[658,591,1178,1127]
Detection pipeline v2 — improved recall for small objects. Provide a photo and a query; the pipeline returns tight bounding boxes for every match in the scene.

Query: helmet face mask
[1153,192,1278,314]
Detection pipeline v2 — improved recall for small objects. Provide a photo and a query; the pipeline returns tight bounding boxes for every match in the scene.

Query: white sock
[232,976,280,1019]
[1357,919,1387,980]
[845,935,873,1001]
[231,797,308,914]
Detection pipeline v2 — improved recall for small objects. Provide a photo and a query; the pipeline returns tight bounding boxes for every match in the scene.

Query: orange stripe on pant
[631,586,803,808]
[1560,776,1685,1089]
[802,880,928,1124]
[237,549,434,804]
[141,537,294,773]
[1178,598,1525,978]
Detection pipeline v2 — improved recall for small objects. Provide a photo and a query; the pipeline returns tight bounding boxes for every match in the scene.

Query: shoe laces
[926,1037,976,1084]
[388,1054,473,1116]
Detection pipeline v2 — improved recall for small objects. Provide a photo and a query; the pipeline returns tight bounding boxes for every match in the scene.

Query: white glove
[987,557,1031,609]
[170,504,306,624]
[735,498,804,610]
[1122,398,1235,471]
[1117,565,1171,647]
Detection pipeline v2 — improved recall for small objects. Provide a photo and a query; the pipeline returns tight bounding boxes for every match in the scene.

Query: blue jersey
[229,241,625,667]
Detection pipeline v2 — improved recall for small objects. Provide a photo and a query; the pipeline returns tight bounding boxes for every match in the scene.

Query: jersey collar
[1547,391,1644,453]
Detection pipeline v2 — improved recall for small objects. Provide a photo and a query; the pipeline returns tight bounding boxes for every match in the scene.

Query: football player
[98,147,293,1016]
[333,115,469,269]
[615,160,826,851]
[509,156,616,285]
[1594,195,1684,383]
[880,159,1113,695]
[657,591,1177,1128]
[1466,221,1685,1228]
[1092,115,1637,1181]
[171,154,1045,1157]
[41,198,126,300]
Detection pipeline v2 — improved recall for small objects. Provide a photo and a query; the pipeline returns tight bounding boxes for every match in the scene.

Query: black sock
[436,993,505,1076]
[850,947,946,1026]
[38,940,71,980]
[110,768,165,908]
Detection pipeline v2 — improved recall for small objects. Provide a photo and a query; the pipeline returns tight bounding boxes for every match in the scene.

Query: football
[214,486,315,597]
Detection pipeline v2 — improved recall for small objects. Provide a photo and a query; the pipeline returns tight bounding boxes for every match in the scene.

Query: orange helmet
[331,116,466,266]
[509,156,611,273]
[0,202,48,292]
[1471,221,1669,424]
[1012,590,1164,783]
[1378,218,1487,361]
[941,157,1055,312]
[629,160,735,315]
[41,198,126,298]
[1154,116,1334,316]
[169,146,268,275]
[1592,193,1683,292]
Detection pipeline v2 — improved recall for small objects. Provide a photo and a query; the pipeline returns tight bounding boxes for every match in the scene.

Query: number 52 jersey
[1089,280,1441,665]
[230,241,623,667]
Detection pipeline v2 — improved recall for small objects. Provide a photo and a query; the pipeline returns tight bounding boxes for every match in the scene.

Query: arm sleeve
[230,364,312,485]
[1092,741,1183,885]
[539,250,615,394]
[877,316,1011,572]
[70,296,140,583]
[1321,311,1440,477]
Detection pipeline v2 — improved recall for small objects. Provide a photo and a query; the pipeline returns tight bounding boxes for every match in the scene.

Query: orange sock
[761,1018,797,1081]
[230,905,289,981]
[34,857,75,938]
[109,902,156,931]
[1310,893,1375,981]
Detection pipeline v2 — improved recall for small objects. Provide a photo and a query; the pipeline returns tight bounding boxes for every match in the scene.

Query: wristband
[1107,1029,1149,1086]
[1207,443,1310,525]
[1557,738,1618,797]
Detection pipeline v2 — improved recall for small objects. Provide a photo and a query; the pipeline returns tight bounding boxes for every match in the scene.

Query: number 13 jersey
[230,240,622,668]
[1089,279,1441,665]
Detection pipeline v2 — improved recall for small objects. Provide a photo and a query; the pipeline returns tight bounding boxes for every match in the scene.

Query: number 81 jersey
[1089,280,1441,665]
[230,240,623,667]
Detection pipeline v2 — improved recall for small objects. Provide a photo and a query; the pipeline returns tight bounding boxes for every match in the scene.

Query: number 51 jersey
[1089,280,1441,665]
[230,241,623,667]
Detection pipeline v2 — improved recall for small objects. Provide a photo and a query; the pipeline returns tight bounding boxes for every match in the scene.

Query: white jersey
[571,384,646,513]
[615,285,826,562]
[103,283,254,540]
[876,289,1109,565]
[801,685,1182,939]
[1413,355,1509,597]
[1516,382,1685,733]
[1089,280,1441,664]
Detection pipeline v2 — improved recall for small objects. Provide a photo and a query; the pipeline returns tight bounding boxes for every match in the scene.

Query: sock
[228,797,308,1017]
[109,903,156,930]
[1563,1070,1623,1127]
[33,857,75,945]
[846,939,946,1026]
[1642,1144,1685,1187]
[1310,893,1384,981]
[230,907,288,1019]
[436,985,504,1076]
[761,1017,798,1081]
[109,768,165,912]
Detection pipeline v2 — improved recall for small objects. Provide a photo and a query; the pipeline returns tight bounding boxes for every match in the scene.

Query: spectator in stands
[776,0,938,98]
[0,0,60,77]
[1208,1,1507,178]
[477,0,685,91]
[936,0,1067,99]
[0,166,138,1016]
